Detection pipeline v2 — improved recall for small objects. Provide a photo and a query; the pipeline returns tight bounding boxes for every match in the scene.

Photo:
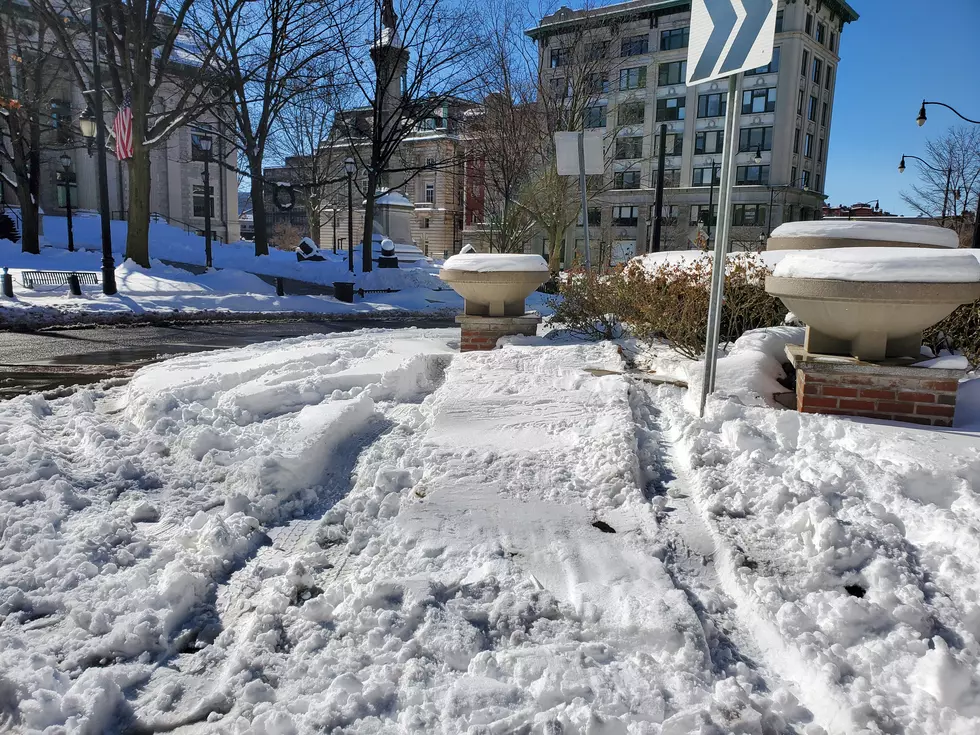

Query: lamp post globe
[59,154,71,170]
[753,146,763,165]
[898,156,906,174]
[917,102,927,127]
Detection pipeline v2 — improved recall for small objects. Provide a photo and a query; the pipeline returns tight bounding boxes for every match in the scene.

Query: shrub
[925,301,980,366]
[552,254,787,358]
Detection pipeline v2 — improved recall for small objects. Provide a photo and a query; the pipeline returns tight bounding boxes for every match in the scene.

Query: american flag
[112,91,133,160]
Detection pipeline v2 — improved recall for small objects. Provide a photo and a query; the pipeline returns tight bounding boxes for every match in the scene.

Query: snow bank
[442,253,550,272]
[770,220,959,248]
[772,247,980,283]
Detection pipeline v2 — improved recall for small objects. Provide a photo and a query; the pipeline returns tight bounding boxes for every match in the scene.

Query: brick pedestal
[457,314,541,352]
[787,345,962,427]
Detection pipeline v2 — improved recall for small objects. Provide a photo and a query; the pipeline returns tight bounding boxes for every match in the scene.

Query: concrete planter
[439,264,549,317]
[767,221,958,252]
[765,275,980,361]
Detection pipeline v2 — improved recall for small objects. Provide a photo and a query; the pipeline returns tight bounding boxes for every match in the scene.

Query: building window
[822,102,829,126]
[619,102,645,125]
[692,166,721,187]
[578,207,602,226]
[745,47,780,75]
[614,136,643,160]
[801,169,811,188]
[587,42,608,61]
[613,170,642,189]
[812,57,822,84]
[793,127,801,153]
[829,32,837,53]
[550,48,570,68]
[425,182,435,203]
[739,126,773,152]
[798,90,805,115]
[801,49,809,77]
[818,137,825,162]
[742,88,776,114]
[804,133,814,158]
[585,73,609,95]
[549,77,570,98]
[51,99,72,144]
[775,10,784,33]
[193,185,215,217]
[695,130,724,154]
[808,95,818,121]
[805,13,813,35]
[584,105,607,129]
[619,67,646,90]
[660,27,689,50]
[690,204,717,226]
[733,204,768,226]
[792,166,797,185]
[816,22,827,45]
[658,60,686,86]
[656,205,679,227]
[655,131,684,156]
[816,173,823,192]
[421,217,431,229]
[697,93,727,118]
[56,172,77,207]
[657,169,681,187]
[656,96,686,121]
[825,65,834,90]
[621,34,649,57]
[612,205,639,226]
[736,165,769,185]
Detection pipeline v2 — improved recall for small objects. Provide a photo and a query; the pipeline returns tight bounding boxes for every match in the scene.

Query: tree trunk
[126,147,152,267]
[548,229,562,274]
[15,184,39,255]
[251,173,269,256]
[361,170,377,273]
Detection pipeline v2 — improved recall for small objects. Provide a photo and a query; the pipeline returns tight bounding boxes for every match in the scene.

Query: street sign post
[555,130,603,270]
[687,0,776,417]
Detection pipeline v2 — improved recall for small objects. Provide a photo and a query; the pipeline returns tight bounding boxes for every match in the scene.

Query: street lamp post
[60,154,75,252]
[344,157,356,274]
[917,100,980,127]
[86,0,116,296]
[198,135,214,268]
[767,177,810,236]
[899,154,952,227]
[331,205,338,255]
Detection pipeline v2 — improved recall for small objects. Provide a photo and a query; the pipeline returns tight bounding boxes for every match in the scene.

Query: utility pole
[652,123,667,252]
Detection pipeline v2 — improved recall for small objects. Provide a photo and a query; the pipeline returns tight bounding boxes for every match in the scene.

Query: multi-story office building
[527,0,858,262]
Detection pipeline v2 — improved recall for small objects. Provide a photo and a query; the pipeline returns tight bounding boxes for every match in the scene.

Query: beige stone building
[526,0,859,264]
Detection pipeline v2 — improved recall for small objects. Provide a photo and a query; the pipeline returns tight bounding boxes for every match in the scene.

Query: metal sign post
[687,0,777,417]
[556,130,603,269]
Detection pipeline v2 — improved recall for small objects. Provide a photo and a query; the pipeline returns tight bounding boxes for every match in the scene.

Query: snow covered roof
[770,220,959,248]
[772,247,980,283]
[374,191,415,208]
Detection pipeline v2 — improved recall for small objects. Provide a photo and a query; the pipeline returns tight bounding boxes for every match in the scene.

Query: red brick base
[788,345,961,427]
[457,314,541,352]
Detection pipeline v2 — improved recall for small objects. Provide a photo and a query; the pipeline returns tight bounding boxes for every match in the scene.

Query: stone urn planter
[439,254,550,317]
[766,248,980,361]
[439,253,550,351]
[767,220,959,251]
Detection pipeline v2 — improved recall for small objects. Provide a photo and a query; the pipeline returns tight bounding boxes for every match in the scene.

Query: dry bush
[552,254,787,358]
[268,222,310,252]
[925,301,980,365]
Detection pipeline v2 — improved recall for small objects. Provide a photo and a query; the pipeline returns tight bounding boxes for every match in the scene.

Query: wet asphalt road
[0,319,455,398]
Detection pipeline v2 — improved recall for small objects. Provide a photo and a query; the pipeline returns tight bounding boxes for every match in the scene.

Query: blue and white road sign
[687,0,777,85]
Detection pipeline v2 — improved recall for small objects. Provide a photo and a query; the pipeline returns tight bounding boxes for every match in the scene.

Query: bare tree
[30,0,246,266]
[901,125,980,242]
[327,0,487,272]
[0,8,75,253]
[192,0,349,257]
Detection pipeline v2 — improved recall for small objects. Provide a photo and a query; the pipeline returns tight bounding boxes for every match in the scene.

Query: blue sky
[825,0,980,214]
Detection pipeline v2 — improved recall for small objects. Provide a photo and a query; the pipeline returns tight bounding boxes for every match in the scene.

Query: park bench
[22,271,100,289]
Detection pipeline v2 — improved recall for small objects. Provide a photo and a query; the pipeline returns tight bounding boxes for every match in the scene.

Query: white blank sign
[554,131,604,175]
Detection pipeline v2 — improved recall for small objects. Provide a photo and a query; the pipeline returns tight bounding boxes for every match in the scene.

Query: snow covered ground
[2,327,980,734]
[0,216,553,324]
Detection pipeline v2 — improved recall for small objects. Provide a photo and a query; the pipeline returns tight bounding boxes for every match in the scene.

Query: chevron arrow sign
[687,0,776,85]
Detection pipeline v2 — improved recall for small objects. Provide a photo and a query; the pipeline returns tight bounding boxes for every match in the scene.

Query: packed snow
[769,220,959,248]
[442,253,550,272]
[772,247,980,283]
[3,321,980,733]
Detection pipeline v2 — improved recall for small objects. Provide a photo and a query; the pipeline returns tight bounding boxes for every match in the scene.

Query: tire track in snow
[632,381,817,734]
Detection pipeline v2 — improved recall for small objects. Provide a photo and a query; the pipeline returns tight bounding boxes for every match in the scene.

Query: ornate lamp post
[767,177,809,236]
[917,100,980,127]
[197,135,214,268]
[899,154,952,227]
[344,157,356,273]
[59,154,75,252]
